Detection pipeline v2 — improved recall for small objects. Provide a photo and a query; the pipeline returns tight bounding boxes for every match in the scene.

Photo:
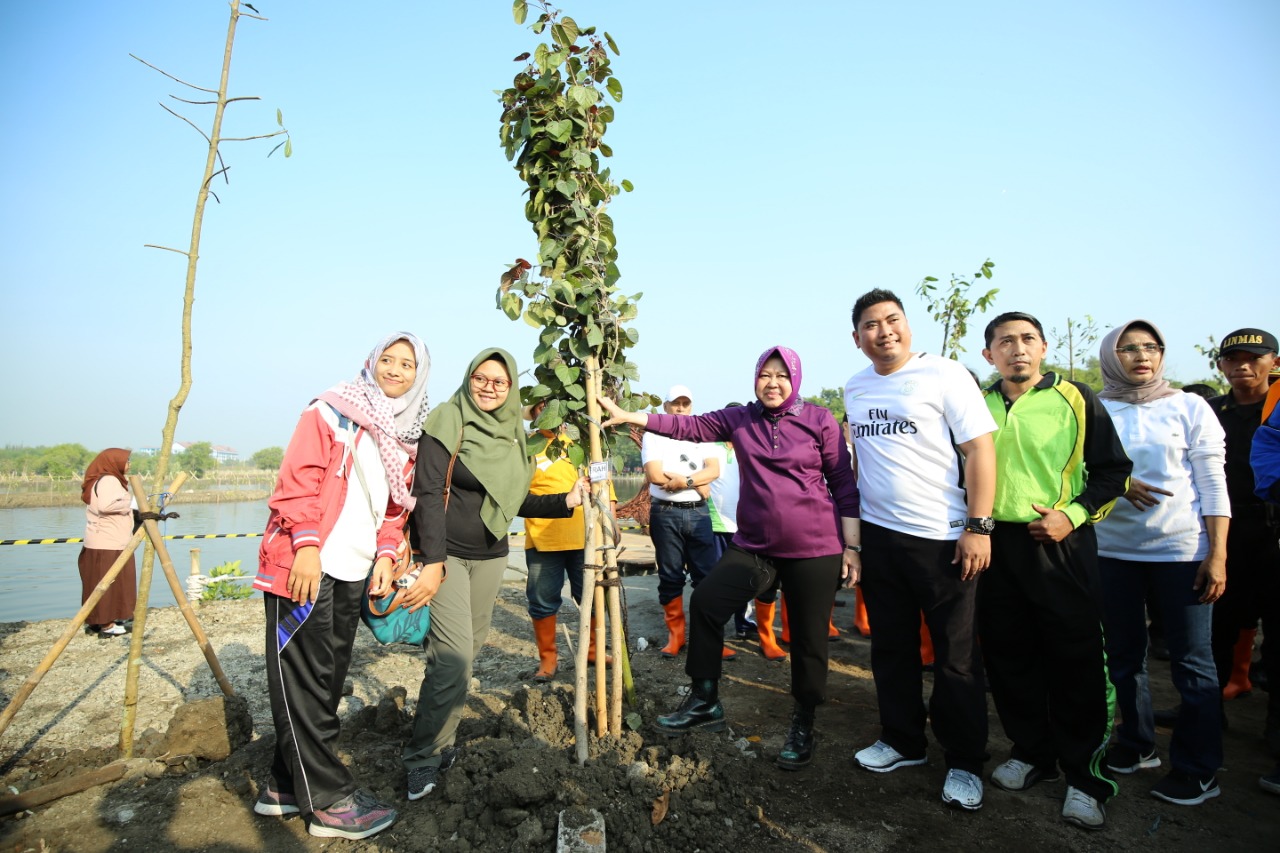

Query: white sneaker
[941,769,983,811]
[990,758,1061,792]
[1062,786,1105,830]
[854,740,927,773]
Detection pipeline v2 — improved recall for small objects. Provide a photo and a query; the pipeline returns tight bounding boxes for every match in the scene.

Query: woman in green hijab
[401,348,586,800]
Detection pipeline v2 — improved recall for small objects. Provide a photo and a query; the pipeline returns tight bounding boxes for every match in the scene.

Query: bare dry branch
[144,244,190,256]
[203,166,231,190]
[221,130,286,142]
[225,96,262,105]
[129,54,217,94]
[159,102,212,144]
[169,96,218,106]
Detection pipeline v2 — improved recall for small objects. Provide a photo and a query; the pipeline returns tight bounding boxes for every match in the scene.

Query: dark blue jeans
[1100,557,1222,777]
[525,547,585,620]
[650,499,718,605]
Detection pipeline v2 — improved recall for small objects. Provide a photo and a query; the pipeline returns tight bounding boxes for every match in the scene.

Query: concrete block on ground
[557,806,606,852]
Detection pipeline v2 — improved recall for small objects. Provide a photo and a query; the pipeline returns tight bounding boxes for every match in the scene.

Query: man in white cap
[642,385,722,659]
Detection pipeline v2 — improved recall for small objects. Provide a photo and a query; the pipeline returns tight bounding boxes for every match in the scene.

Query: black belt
[653,498,706,508]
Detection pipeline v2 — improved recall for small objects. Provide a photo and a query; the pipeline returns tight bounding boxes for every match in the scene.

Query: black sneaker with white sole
[1150,770,1220,806]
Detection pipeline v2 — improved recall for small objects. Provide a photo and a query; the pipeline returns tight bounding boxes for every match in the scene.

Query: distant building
[136,442,185,457]
[210,445,239,463]
[137,442,239,463]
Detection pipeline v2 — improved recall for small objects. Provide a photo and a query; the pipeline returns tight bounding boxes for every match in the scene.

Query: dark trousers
[264,576,362,815]
[687,545,841,709]
[1211,510,1280,757]
[650,500,719,605]
[1101,557,1222,778]
[979,523,1117,802]
[859,522,988,774]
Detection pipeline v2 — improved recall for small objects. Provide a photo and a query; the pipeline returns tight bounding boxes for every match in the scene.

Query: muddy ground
[0,540,1276,852]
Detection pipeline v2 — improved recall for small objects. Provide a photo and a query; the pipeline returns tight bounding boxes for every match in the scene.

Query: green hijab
[423,348,533,538]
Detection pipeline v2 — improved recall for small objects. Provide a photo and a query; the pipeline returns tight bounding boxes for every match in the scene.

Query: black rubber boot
[654,679,726,735]
[776,704,816,770]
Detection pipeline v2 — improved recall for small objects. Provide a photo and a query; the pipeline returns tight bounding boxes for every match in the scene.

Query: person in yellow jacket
[523,400,617,681]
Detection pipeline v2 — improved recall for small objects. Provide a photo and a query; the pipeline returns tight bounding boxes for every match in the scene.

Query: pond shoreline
[0,490,272,510]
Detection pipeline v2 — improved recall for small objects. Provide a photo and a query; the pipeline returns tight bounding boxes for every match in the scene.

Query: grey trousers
[403,554,507,770]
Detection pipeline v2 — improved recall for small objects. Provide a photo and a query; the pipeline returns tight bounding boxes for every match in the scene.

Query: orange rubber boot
[919,614,935,668]
[1222,628,1256,700]
[854,588,871,637]
[780,595,791,645]
[754,600,787,661]
[532,615,558,682]
[661,598,686,659]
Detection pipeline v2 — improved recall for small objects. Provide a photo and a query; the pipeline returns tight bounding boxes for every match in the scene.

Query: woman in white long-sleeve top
[1095,320,1229,807]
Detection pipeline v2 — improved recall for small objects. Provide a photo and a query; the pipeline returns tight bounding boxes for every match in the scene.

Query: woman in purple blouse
[600,345,861,769]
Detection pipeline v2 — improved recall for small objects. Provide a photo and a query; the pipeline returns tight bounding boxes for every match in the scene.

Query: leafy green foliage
[3,444,96,478]
[1193,334,1220,372]
[915,258,998,359]
[251,446,284,470]
[1050,315,1102,381]
[201,559,254,601]
[500,2,654,462]
[177,441,216,477]
[803,388,846,423]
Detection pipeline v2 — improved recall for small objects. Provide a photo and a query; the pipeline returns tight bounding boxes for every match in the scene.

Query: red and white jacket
[253,402,414,598]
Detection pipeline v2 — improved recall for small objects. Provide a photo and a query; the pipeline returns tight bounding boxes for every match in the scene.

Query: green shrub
[201,559,254,601]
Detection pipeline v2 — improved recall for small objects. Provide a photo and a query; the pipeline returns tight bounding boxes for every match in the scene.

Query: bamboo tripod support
[119,475,236,756]
[572,356,631,764]
[0,471,239,760]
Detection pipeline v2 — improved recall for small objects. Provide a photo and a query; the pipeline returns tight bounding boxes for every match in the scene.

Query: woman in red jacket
[252,331,429,841]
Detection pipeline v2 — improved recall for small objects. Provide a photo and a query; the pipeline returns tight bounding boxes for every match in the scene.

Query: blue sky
[2,1,1277,456]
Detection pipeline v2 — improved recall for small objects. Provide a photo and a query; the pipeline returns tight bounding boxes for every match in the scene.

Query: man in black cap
[1207,328,1279,735]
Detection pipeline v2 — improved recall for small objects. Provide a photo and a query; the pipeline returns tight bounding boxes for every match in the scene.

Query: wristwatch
[964,516,995,535]
[685,476,695,489]
[845,544,862,553]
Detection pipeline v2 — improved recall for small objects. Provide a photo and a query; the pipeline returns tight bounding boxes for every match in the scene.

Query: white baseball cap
[666,384,693,404]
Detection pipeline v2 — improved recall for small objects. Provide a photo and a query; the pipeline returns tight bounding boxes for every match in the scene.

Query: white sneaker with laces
[990,758,1061,792]
[941,769,984,811]
[1061,785,1105,830]
[854,740,927,773]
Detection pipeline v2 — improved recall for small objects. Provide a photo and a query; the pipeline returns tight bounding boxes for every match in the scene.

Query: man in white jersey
[843,288,997,812]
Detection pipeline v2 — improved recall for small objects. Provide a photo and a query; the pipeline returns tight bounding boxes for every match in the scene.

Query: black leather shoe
[776,706,816,770]
[654,680,726,735]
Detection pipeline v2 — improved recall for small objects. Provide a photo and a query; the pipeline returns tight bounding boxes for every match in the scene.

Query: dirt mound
[1,585,1277,851]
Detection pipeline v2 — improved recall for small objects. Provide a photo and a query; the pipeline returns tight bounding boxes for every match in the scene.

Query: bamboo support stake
[592,585,607,735]
[0,761,128,817]
[586,357,627,731]
[574,562,596,765]
[0,526,150,740]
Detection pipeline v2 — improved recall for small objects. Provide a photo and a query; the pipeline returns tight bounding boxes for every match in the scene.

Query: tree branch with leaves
[915,258,997,359]
[500,0,647,758]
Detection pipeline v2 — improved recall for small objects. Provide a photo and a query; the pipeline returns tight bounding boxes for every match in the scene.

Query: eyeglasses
[678,453,698,472]
[1115,344,1164,356]
[470,374,511,391]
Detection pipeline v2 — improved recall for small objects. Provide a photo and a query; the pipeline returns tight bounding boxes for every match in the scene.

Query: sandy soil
[0,536,1276,852]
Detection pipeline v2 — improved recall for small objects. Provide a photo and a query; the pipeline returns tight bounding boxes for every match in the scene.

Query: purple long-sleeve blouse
[646,403,859,558]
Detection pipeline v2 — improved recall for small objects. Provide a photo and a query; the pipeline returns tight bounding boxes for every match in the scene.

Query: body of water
[0,476,645,624]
